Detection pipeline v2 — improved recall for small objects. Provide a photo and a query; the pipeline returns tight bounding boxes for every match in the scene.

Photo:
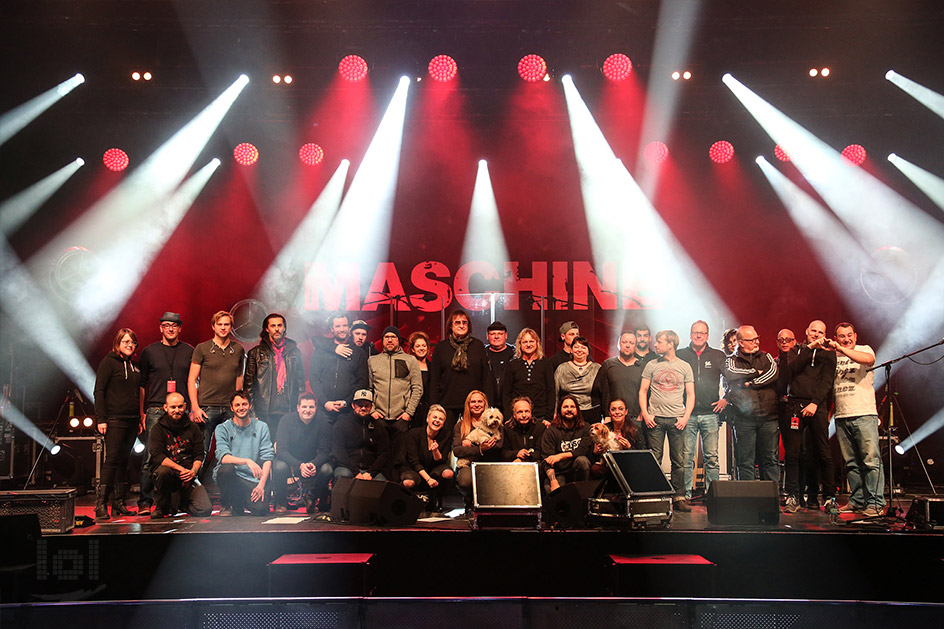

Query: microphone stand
[864,338,944,522]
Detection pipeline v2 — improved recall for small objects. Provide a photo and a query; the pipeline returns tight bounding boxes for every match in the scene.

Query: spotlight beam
[254,159,350,309]
[74,158,222,329]
[888,153,944,212]
[308,77,410,310]
[562,75,732,344]
[0,74,84,146]
[0,158,85,236]
[457,160,510,310]
[896,405,944,455]
[886,70,944,120]
[0,238,96,397]
[0,396,57,453]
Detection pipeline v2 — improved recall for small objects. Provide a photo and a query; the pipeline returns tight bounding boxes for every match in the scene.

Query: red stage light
[709,140,735,164]
[339,55,369,82]
[233,143,259,166]
[644,141,669,164]
[428,55,458,82]
[774,144,791,162]
[103,148,129,171]
[299,143,324,166]
[602,54,632,82]
[841,144,867,166]
[517,54,547,83]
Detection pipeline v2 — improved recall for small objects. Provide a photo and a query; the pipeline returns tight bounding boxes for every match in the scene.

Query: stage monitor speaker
[544,480,602,528]
[472,462,542,509]
[706,480,780,525]
[906,496,944,530]
[347,479,424,526]
[330,476,356,523]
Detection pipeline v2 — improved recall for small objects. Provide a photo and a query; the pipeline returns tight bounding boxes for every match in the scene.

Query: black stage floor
[4,491,941,605]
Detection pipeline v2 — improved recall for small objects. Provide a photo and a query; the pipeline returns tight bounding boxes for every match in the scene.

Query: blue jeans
[200,405,233,460]
[138,406,166,506]
[732,413,780,482]
[683,413,721,499]
[836,414,885,509]
[645,416,687,498]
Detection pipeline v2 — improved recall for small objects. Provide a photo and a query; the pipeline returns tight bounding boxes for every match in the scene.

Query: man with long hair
[540,394,591,492]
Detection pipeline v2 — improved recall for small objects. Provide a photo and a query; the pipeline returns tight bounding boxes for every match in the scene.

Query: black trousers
[100,418,138,489]
[152,465,212,515]
[780,403,835,498]
[216,463,269,515]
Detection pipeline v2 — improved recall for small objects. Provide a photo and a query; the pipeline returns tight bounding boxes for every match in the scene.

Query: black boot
[95,485,111,522]
[112,483,136,517]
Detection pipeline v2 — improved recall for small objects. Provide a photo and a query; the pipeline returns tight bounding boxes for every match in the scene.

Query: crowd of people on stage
[92,307,885,522]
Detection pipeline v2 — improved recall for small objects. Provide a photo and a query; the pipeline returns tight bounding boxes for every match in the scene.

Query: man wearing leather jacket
[244,313,306,440]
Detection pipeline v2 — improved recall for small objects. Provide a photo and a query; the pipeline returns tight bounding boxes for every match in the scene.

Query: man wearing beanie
[368,326,423,438]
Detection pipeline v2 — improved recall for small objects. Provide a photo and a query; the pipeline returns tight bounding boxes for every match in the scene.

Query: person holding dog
[452,390,503,505]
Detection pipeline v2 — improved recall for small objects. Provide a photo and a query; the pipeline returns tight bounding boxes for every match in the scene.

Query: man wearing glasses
[677,320,728,502]
[137,312,194,515]
[722,326,780,482]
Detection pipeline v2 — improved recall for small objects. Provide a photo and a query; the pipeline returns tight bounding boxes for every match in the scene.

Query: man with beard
[214,392,274,516]
[778,320,838,514]
[332,389,391,481]
[596,331,645,428]
[634,326,658,367]
[148,392,211,519]
[309,313,369,425]
[351,320,379,358]
[723,325,780,483]
[244,313,306,439]
[137,311,194,516]
[639,330,696,511]
[501,396,547,465]
[826,322,885,517]
[368,326,423,438]
[540,395,592,492]
[272,392,334,514]
[548,321,580,370]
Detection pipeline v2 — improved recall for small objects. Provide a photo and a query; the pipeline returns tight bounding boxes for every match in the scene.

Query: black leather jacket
[244,337,305,417]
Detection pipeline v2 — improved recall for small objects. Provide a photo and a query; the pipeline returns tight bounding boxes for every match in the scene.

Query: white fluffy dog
[589,422,621,453]
[456,407,504,468]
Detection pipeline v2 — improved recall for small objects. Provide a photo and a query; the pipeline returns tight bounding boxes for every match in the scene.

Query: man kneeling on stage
[148,392,212,519]
[214,391,275,516]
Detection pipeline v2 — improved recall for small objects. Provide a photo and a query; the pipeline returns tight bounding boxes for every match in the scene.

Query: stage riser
[4,529,941,604]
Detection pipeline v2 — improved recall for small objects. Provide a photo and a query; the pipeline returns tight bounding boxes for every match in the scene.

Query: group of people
[91,306,885,521]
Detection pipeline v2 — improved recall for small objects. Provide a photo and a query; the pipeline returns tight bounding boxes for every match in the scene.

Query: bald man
[778,320,838,514]
[147,392,212,519]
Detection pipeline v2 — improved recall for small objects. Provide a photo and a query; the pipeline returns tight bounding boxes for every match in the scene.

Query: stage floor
[3,489,938,606]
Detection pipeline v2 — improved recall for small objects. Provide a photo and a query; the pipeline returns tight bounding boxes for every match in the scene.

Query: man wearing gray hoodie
[368,326,423,438]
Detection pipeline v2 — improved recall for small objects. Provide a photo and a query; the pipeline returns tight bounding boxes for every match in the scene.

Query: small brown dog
[589,422,621,453]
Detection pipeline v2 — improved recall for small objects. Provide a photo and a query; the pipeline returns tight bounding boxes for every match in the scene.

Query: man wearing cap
[549,321,580,370]
[351,319,379,357]
[243,312,306,439]
[368,326,423,437]
[485,321,515,411]
[137,311,194,515]
[309,313,369,425]
[332,389,391,481]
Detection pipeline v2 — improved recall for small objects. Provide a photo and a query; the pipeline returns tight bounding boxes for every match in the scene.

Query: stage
[3,492,941,605]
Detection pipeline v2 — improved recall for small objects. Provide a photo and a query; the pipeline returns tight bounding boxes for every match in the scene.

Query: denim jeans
[835,414,886,509]
[683,413,721,499]
[138,406,165,506]
[732,413,780,482]
[645,416,687,498]
[200,405,233,460]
